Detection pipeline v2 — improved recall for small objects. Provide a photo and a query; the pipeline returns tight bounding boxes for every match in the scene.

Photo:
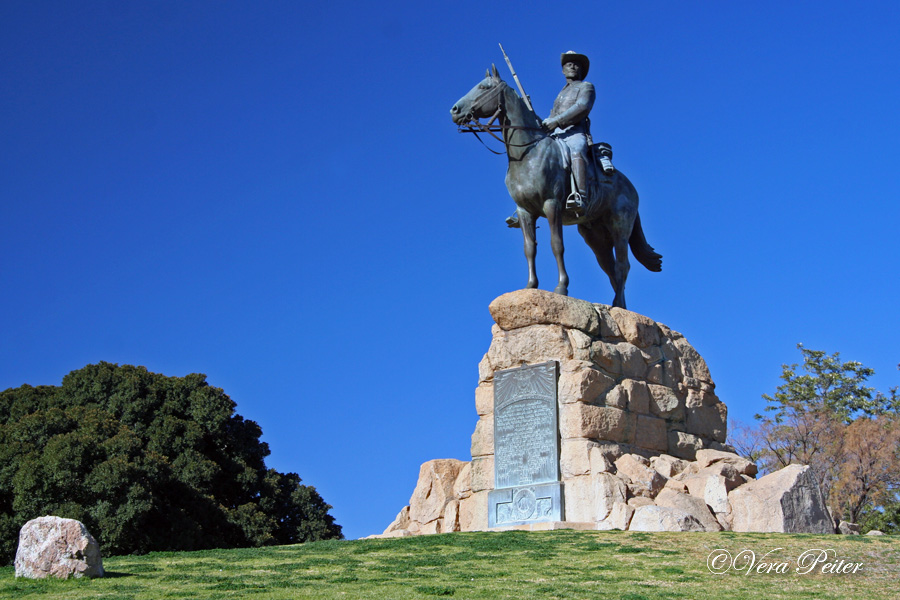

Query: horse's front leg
[543,199,569,296]
[517,207,538,289]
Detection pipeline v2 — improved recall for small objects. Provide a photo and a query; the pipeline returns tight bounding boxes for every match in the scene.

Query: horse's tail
[629,213,662,272]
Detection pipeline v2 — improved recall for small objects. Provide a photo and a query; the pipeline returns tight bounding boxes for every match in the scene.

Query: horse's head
[450,64,506,126]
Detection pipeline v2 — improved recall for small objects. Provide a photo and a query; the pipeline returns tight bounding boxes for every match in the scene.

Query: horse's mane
[497,78,544,130]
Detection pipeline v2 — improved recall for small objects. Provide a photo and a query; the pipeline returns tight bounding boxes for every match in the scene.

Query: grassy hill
[1,530,897,599]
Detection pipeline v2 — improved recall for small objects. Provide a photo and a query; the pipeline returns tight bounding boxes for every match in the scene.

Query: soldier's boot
[596,142,615,174]
[566,156,588,212]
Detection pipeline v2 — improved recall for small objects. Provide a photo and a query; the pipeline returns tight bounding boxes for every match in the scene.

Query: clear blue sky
[2,2,898,541]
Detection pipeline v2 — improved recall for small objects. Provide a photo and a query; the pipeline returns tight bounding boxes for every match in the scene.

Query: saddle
[504,141,615,228]
[553,139,615,218]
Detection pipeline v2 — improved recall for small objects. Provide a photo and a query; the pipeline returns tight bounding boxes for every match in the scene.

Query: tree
[858,494,900,534]
[0,362,342,563]
[830,416,900,523]
[738,346,900,527]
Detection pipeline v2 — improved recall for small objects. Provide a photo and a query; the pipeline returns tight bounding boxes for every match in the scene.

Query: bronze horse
[450,66,661,309]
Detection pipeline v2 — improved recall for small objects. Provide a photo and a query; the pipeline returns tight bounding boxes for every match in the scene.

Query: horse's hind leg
[578,223,618,304]
[544,199,569,296]
[517,208,539,289]
[611,235,631,309]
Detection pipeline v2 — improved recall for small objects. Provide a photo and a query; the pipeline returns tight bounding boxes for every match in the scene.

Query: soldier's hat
[560,51,589,77]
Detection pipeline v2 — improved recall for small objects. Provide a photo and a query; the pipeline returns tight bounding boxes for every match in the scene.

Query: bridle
[457,79,543,155]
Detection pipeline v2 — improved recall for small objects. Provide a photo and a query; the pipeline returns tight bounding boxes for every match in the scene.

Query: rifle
[499,43,535,114]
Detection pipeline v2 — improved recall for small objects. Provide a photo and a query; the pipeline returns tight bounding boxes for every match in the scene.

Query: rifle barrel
[499,43,534,113]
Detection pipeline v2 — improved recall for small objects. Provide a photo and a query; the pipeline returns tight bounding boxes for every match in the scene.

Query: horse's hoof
[526,280,538,289]
[554,285,568,296]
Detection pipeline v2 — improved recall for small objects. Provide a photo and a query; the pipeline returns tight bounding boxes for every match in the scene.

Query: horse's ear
[491,63,499,78]
[485,67,490,77]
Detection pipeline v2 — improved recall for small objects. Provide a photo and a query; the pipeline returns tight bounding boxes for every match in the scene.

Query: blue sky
[2,2,898,541]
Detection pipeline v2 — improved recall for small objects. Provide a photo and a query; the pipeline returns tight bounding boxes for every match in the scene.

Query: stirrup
[566,191,584,212]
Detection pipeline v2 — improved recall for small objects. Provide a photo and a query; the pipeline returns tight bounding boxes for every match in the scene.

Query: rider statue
[506,51,614,227]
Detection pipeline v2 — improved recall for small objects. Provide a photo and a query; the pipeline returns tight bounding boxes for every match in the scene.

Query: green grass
[1,530,897,599]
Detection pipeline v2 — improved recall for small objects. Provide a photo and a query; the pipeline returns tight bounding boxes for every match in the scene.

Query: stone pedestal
[378,289,831,537]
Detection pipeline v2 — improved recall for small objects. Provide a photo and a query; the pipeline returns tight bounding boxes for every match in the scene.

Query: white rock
[15,516,104,579]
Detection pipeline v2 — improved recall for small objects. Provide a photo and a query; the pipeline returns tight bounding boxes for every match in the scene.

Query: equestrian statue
[450,51,662,309]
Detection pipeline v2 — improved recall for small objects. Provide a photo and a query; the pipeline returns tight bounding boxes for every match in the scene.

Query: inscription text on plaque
[488,361,564,527]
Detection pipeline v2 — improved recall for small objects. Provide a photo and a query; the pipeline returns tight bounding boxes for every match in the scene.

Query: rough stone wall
[474,289,730,479]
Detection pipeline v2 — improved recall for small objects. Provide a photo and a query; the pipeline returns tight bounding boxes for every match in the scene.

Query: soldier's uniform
[506,51,614,227]
[548,70,594,210]
[548,67,594,162]
[544,51,614,211]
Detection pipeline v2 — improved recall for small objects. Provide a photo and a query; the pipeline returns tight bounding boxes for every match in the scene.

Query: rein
[457,81,543,155]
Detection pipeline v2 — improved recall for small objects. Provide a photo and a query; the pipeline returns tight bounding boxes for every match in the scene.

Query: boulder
[564,472,628,522]
[627,496,655,508]
[443,500,461,533]
[694,449,758,477]
[663,478,689,494]
[729,464,833,534]
[408,459,467,525]
[608,308,660,348]
[458,490,489,531]
[654,489,721,532]
[838,521,860,535]
[629,505,706,532]
[453,462,473,499]
[15,516,104,579]
[650,454,690,479]
[866,530,885,536]
[383,506,410,535]
[489,289,600,334]
[614,454,665,498]
[596,502,634,531]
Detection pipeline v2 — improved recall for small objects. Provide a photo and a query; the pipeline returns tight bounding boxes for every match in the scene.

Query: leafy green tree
[0,362,342,563]
[858,494,900,534]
